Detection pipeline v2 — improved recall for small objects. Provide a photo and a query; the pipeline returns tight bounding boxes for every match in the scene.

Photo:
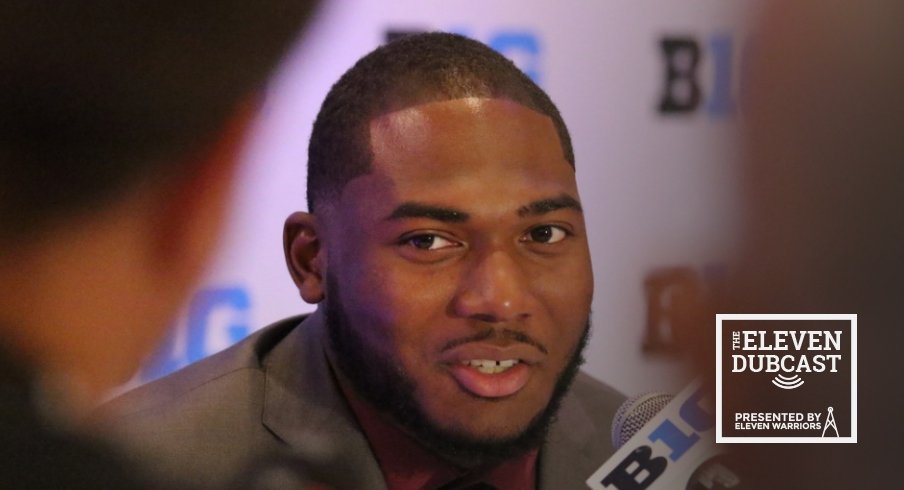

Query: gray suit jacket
[103,311,624,489]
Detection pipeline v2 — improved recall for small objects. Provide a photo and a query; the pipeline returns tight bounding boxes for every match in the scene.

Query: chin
[452,420,534,444]
[422,393,546,440]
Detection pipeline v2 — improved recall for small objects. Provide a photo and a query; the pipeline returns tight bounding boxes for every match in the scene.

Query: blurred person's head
[720,0,904,486]
[0,1,317,409]
[284,33,591,466]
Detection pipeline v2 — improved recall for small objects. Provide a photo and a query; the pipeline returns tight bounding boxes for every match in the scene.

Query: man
[105,33,623,489]
[0,2,317,488]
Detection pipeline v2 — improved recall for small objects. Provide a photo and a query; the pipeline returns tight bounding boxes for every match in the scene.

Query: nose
[451,249,536,323]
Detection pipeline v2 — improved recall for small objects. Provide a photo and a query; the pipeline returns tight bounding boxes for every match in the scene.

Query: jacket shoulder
[103,316,302,417]
[539,371,625,489]
[568,371,626,425]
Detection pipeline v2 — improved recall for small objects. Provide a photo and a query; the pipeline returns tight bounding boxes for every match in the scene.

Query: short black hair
[306,32,574,212]
[0,1,317,239]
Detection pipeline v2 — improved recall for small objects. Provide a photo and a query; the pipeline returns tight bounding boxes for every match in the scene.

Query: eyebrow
[517,194,583,217]
[385,202,470,223]
[385,194,582,223]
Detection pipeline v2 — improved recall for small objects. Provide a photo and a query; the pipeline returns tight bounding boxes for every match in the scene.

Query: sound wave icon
[772,374,804,390]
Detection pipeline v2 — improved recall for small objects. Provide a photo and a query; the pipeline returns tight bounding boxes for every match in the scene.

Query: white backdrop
[131,0,752,397]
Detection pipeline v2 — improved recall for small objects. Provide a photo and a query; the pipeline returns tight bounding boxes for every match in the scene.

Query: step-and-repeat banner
[129,1,752,396]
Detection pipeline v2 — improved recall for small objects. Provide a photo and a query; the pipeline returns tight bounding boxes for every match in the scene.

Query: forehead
[354,97,576,211]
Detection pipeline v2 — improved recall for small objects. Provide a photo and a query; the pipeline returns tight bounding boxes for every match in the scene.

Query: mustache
[440,328,549,355]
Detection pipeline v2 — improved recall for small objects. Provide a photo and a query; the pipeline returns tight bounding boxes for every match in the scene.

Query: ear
[284,211,325,303]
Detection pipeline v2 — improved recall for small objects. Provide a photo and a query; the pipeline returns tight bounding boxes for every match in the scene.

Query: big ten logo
[643,264,725,355]
[385,28,542,84]
[658,34,747,118]
[139,286,252,382]
[601,386,715,490]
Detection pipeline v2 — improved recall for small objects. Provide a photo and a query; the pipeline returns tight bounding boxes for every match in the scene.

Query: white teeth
[460,359,520,374]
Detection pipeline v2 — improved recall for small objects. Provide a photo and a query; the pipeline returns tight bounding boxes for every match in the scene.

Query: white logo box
[715,313,857,443]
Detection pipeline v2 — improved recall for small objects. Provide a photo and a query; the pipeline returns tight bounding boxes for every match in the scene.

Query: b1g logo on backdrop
[657,34,742,119]
[139,286,252,382]
[716,314,857,443]
[385,28,542,84]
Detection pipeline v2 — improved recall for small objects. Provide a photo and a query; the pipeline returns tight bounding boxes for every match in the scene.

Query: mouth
[447,359,531,399]
[459,359,521,374]
[441,343,544,399]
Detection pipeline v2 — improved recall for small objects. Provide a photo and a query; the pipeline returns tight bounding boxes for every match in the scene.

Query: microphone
[611,392,674,450]
[586,381,740,490]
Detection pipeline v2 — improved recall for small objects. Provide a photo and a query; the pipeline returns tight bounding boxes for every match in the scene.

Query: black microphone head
[611,392,673,449]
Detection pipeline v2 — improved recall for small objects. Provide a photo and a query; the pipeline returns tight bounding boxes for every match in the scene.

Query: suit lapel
[260,311,387,490]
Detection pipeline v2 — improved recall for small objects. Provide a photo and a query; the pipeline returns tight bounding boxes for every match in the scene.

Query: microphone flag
[586,380,723,490]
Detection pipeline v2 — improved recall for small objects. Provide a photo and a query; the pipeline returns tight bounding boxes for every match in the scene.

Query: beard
[325,273,590,468]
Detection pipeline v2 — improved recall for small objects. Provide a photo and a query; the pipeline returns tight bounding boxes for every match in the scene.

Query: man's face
[324,97,593,454]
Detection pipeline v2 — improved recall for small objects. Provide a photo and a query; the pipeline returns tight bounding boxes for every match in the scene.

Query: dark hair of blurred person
[0,1,318,487]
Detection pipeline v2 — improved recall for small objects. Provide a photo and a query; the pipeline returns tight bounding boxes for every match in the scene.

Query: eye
[404,234,459,250]
[523,225,569,244]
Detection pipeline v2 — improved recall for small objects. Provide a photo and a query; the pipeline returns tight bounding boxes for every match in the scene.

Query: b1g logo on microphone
[716,314,857,443]
[586,381,728,490]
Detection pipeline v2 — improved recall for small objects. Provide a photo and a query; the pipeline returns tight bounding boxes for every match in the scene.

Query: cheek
[536,254,593,310]
[534,261,592,355]
[333,253,456,356]
[345,268,450,327]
